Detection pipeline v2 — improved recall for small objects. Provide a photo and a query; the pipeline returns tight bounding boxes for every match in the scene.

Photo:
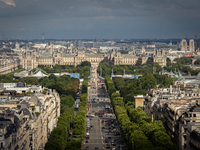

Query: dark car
[112,143,116,146]
[102,127,105,129]
[95,147,99,149]
[106,144,110,148]
[108,137,111,139]
[105,138,109,143]
[85,146,89,150]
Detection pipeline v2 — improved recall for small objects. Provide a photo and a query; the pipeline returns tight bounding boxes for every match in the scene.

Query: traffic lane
[102,126,125,149]
[84,116,103,149]
[88,116,103,149]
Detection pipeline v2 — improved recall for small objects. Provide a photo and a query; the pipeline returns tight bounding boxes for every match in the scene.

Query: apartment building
[0,88,60,150]
[144,86,200,150]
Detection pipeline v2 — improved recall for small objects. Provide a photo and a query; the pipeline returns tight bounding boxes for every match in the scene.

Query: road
[82,79,127,150]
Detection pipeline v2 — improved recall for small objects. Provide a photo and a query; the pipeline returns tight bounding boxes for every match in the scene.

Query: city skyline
[0,0,200,39]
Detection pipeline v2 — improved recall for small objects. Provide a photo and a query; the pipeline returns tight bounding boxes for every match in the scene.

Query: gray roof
[196,73,200,80]
[21,108,34,119]
[121,54,137,58]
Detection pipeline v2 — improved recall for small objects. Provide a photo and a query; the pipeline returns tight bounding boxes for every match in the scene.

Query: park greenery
[97,57,200,78]
[66,78,88,150]
[105,76,176,150]
[165,56,200,75]
[37,61,91,78]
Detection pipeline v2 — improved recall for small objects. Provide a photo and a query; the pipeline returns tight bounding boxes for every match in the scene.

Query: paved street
[82,64,127,150]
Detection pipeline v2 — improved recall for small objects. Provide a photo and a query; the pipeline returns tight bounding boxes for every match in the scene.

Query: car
[105,138,109,143]
[85,146,89,150]
[86,140,89,143]
[95,147,99,149]
[111,139,115,145]
[90,125,93,128]
[114,132,121,136]
[108,137,111,139]
[106,144,110,148]
[102,127,105,129]
[90,118,92,120]
[112,143,116,146]
[91,114,95,117]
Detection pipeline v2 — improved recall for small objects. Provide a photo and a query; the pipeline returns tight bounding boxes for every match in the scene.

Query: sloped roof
[29,71,48,78]
[196,72,200,80]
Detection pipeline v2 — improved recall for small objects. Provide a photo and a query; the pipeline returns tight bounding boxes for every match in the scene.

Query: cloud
[0,0,15,6]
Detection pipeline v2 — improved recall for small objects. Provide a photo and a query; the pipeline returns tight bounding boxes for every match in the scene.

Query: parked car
[105,138,109,143]
[85,146,89,150]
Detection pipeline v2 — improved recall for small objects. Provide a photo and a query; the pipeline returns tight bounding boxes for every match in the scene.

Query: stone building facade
[21,46,167,71]
[153,49,167,67]
[0,88,60,150]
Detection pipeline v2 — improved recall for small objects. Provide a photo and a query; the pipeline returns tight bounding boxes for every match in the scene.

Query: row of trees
[44,75,80,150]
[105,76,176,150]
[37,61,91,78]
[0,68,25,83]
[66,78,88,150]
[44,107,74,150]
[165,56,200,76]
[113,73,174,104]
[97,62,162,77]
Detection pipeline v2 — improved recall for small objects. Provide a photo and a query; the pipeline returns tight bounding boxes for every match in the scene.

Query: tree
[139,73,157,90]
[79,61,91,67]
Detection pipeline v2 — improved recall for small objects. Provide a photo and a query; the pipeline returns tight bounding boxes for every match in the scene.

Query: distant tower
[181,39,187,51]
[70,43,73,51]
[42,33,44,40]
[195,35,198,51]
[189,39,195,51]
[15,42,20,50]
[50,43,54,54]
[94,38,98,42]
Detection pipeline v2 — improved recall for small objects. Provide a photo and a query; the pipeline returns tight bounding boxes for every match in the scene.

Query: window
[29,134,33,141]
[193,114,196,117]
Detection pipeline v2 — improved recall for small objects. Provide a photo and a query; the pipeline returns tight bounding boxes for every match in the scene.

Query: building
[181,39,195,51]
[153,49,166,67]
[22,46,157,71]
[0,88,60,150]
[144,85,200,150]
[178,106,200,150]
[186,122,200,150]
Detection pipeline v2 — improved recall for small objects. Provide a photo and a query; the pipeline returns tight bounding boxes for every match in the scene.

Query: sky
[0,0,200,39]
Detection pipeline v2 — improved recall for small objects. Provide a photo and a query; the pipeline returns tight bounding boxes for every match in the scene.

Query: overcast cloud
[0,0,200,39]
